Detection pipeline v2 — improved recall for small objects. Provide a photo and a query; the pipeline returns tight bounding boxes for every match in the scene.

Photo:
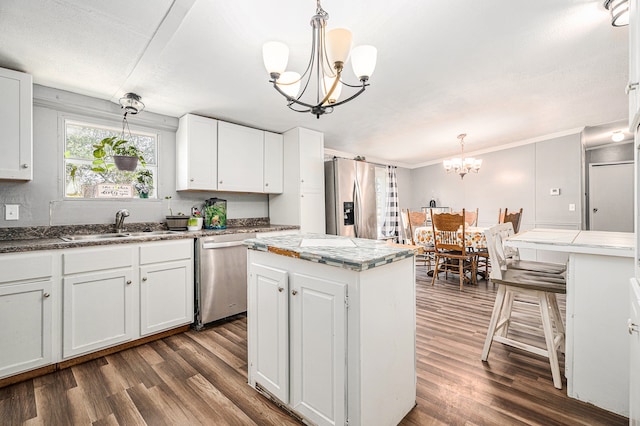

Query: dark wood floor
[0,267,628,425]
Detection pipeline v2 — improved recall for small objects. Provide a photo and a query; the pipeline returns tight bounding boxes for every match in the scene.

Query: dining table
[413,225,489,249]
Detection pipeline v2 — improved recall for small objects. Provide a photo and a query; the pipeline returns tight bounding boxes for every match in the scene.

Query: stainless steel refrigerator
[325,157,379,239]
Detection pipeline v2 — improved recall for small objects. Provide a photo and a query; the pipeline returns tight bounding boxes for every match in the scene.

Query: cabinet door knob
[126,280,132,285]
[22,164,29,169]
[43,292,50,298]
[219,180,223,184]
[291,289,298,295]
[626,82,639,95]
[265,182,269,187]
[301,194,304,198]
[278,287,284,292]
[142,277,148,282]
[301,179,304,183]
[190,178,195,182]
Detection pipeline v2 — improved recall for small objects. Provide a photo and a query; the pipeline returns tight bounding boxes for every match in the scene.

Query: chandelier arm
[319,68,343,106]
[271,79,318,110]
[320,82,367,108]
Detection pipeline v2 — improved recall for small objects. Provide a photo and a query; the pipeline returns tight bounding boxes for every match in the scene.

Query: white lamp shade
[326,28,353,67]
[276,71,301,98]
[351,45,377,79]
[263,41,289,75]
[322,76,342,104]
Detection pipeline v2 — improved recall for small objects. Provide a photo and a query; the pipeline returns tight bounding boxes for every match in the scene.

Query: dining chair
[430,208,477,290]
[481,223,567,389]
[407,208,435,270]
[498,208,523,233]
[400,209,412,245]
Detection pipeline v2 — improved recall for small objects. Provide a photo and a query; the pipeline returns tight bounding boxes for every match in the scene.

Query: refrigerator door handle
[353,179,361,237]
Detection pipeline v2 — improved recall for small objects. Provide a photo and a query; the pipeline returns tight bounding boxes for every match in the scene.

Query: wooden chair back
[453,208,478,226]
[499,208,523,233]
[400,209,412,244]
[431,209,467,252]
[405,209,428,245]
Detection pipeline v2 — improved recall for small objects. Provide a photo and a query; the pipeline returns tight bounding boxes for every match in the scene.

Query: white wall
[0,85,269,228]
[408,133,583,230]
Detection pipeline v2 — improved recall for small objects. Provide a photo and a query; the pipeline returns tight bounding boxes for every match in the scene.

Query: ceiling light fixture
[262,0,377,118]
[604,0,630,27]
[119,92,145,116]
[612,130,625,142]
[443,134,482,179]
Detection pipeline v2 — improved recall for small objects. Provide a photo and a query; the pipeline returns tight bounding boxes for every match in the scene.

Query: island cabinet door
[248,263,290,403]
[290,273,346,426]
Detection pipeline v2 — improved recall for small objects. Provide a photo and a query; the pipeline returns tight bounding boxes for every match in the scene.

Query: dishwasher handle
[202,240,246,249]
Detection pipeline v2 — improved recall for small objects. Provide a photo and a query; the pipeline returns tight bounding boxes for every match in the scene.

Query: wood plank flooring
[0,268,628,425]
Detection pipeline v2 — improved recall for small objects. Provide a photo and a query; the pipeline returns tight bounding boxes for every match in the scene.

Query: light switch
[5,204,19,221]
[549,188,560,196]
[569,203,575,211]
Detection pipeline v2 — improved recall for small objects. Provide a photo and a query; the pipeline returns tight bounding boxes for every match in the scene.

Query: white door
[290,273,346,426]
[630,279,640,425]
[139,260,192,336]
[589,162,634,232]
[248,263,289,403]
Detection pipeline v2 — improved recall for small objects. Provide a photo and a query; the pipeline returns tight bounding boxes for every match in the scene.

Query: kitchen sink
[60,233,132,242]
[60,230,183,242]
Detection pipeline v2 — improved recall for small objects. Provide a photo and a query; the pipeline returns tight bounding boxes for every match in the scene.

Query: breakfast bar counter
[505,229,634,417]
[244,233,417,426]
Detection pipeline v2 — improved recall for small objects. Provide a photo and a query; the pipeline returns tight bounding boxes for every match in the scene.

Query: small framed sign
[95,183,133,198]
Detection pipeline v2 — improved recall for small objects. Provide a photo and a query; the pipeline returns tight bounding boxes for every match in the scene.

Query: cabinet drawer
[63,246,134,275]
[0,252,53,284]
[139,239,193,265]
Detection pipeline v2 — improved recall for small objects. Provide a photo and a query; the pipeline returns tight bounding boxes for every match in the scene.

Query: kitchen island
[244,233,417,426]
[505,229,633,417]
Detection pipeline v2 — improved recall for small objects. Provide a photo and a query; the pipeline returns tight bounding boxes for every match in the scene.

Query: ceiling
[0,0,632,168]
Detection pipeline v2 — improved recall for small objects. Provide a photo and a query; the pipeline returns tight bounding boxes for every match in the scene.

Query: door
[0,280,52,378]
[630,279,640,425]
[140,260,192,336]
[290,273,346,426]
[589,162,634,231]
[63,269,134,358]
[248,263,289,403]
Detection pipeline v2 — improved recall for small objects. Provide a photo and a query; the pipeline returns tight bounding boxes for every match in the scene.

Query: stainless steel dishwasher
[194,232,256,329]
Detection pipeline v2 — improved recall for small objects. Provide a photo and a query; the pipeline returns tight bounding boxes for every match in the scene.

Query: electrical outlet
[5,204,19,221]
[569,203,576,211]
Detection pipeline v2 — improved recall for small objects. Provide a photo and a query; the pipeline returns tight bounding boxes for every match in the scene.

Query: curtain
[381,166,399,241]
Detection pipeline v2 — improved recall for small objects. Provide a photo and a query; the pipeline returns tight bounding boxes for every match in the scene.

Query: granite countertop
[0,220,298,254]
[505,228,634,258]
[244,233,415,272]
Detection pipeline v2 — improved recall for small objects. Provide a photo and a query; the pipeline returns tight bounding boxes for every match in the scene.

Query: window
[64,120,158,199]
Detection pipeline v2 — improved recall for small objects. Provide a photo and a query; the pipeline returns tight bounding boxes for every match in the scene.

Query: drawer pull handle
[43,292,50,298]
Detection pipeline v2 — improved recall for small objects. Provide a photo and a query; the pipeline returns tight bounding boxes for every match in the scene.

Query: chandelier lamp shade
[262,0,377,118]
[603,0,630,27]
[443,134,482,179]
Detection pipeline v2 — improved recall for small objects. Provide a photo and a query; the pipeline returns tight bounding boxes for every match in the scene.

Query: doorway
[588,162,634,232]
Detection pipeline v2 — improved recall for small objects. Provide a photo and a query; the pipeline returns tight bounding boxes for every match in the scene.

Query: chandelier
[443,134,482,179]
[603,0,629,27]
[262,0,377,118]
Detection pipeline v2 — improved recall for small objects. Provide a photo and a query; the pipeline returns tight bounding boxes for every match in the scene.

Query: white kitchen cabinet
[269,127,325,233]
[248,249,415,426]
[139,240,194,336]
[62,246,136,358]
[0,252,54,379]
[176,113,218,191]
[248,257,347,426]
[630,278,640,425]
[0,67,32,180]
[264,131,283,193]
[217,121,264,192]
[630,0,640,131]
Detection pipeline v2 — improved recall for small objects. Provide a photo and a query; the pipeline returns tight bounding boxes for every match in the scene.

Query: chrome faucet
[115,209,130,233]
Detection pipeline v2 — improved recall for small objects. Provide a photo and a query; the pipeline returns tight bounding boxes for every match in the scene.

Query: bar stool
[481,224,567,389]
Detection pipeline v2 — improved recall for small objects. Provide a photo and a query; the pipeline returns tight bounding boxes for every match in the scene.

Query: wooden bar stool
[481,224,567,389]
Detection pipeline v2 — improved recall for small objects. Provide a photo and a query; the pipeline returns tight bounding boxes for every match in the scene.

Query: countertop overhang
[244,233,415,272]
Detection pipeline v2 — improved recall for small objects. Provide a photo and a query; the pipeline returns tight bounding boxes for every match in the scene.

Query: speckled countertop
[244,233,415,272]
[0,218,298,254]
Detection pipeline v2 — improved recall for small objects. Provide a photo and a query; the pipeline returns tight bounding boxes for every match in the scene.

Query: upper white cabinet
[264,131,284,193]
[218,121,264,192]
[176,115,283,194]
[269,127,325,233]
[0,67,32,180]
[176,114,218,191]
[630,0,640,130]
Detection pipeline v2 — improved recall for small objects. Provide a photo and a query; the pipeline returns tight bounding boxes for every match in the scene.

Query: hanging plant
[92,136,146,173]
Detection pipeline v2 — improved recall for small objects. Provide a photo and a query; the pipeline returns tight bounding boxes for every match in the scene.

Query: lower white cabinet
[630,278,640,425]
[0,252,54,379]
[248,250,416,426]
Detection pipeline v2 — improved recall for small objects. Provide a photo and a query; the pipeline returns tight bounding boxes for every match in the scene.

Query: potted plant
[92,136,146,172]
[134,169,154,198]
